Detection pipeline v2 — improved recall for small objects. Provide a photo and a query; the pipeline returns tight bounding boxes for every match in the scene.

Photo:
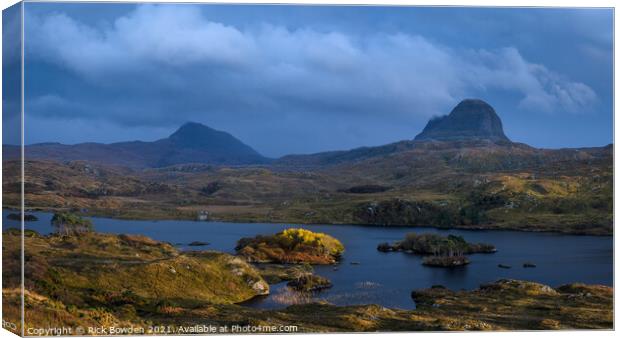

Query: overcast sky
[5,3,614,157]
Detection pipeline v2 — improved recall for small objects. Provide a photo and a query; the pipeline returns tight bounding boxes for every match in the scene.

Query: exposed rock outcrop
[415,99,510,142]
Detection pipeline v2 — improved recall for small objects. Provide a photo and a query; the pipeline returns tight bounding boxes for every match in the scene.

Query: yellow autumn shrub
[277,228,344,256]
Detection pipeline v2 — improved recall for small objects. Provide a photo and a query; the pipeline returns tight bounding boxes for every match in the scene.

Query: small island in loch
[235,228,345,264]
[378,232,496,267]
[287,274,333,292]
[7,212,38,222]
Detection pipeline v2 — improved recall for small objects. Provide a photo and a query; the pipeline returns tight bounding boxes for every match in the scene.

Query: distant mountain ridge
[4,99,610,169]
[5,122,269,168]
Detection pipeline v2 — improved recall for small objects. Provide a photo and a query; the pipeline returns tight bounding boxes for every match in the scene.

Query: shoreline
[3,206,612,237]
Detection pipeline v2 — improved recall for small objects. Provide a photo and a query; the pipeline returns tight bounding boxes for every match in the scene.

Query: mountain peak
[177,121,210,130]
[168,122,239,148]
[414,99,510,142]
[170,122,215,139]
[159,121,268,166]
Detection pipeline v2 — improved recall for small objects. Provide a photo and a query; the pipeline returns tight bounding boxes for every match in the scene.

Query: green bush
[396,233,494,256]
[51,212,94,236]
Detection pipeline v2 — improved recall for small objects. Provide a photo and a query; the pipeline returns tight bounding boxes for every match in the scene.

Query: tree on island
[51,212,94,236]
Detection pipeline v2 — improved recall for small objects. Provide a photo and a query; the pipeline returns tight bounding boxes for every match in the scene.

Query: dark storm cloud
[21,4,612,156]
[3,3,22,145]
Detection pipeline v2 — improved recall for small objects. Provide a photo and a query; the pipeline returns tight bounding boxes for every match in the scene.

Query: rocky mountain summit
[415,99,510,142]
[155,122,268,167]
[277,99,513,168]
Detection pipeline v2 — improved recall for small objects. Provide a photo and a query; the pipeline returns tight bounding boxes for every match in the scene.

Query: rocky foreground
[2,230,612,334]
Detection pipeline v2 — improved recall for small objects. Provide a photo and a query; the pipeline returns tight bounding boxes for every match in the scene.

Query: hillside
[4,139,612,234]
[4,122,269,168]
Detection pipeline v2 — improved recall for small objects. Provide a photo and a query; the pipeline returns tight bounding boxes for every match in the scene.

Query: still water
[3,210,613,310]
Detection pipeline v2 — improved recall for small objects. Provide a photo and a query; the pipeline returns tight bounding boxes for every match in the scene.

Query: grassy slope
[3,142,612,234]
[2,231,269,332]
